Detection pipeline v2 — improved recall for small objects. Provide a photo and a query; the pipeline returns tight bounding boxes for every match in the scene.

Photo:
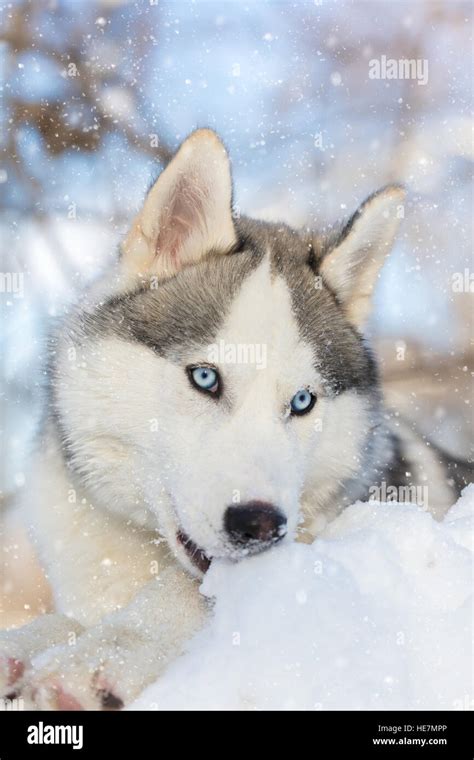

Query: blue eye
[290,388,316,416]
[189,366,220,394]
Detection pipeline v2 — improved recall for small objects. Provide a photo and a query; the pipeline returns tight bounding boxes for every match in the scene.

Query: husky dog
[0,129,470,710]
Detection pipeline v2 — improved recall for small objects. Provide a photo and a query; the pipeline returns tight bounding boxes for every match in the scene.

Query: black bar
[0,710,472,757]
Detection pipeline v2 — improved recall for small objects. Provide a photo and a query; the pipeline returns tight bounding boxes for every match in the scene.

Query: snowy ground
[131,487,473,711]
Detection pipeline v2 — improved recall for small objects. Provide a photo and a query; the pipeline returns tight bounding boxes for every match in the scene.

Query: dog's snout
[224,502,287,546]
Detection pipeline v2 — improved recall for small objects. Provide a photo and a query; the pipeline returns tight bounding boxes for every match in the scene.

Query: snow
[131,487,473,711]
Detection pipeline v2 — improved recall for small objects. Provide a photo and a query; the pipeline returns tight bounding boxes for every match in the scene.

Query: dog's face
[54,130,405,577]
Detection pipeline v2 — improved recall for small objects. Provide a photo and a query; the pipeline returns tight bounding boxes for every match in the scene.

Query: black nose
[224,502,287,546]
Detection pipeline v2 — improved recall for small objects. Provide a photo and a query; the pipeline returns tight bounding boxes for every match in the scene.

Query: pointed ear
[121,129,237,281]
[320,185,406,328]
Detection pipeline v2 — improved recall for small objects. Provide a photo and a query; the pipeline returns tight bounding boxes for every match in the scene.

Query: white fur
[2,249,384,708]
[0,133,456,710]
[53,255,351,570]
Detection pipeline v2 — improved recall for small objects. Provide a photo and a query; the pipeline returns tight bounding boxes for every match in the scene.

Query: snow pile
[131,488,473,711]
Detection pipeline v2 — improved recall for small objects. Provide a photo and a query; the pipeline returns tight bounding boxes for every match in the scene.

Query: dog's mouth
[177,530,212,574]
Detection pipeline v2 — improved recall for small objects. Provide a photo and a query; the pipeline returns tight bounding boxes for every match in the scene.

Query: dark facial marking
[78,242,264,361]
[233,218,379,394]
[74,216,378,395]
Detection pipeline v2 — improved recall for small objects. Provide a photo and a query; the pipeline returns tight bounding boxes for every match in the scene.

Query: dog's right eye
[188,366,220,395]
[290,388,316,416]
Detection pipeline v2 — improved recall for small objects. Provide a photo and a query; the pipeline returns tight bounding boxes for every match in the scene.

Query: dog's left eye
[290,388,316,416]
[189,366,220,394]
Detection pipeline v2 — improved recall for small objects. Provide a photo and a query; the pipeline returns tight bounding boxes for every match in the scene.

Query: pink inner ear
[155,174,210,269]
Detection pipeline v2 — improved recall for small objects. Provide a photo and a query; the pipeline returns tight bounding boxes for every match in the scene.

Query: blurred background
[1,0,472,505]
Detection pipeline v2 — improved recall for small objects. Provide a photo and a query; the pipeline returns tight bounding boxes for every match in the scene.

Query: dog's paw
[25,623,159,710]
[0,644,25,696]
[0,615,84,698]
[26,655,123,711]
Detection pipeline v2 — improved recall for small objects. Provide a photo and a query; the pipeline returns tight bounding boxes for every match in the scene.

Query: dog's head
[54,129,405,577]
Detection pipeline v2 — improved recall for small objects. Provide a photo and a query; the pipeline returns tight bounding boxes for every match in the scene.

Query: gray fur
[77,243,263,361]
[50,214,469,514]
[71,217,377,396]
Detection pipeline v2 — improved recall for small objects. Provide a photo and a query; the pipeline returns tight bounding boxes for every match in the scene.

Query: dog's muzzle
[224,501,287,549]
[177,531,211,574]
[177,502,287,575]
